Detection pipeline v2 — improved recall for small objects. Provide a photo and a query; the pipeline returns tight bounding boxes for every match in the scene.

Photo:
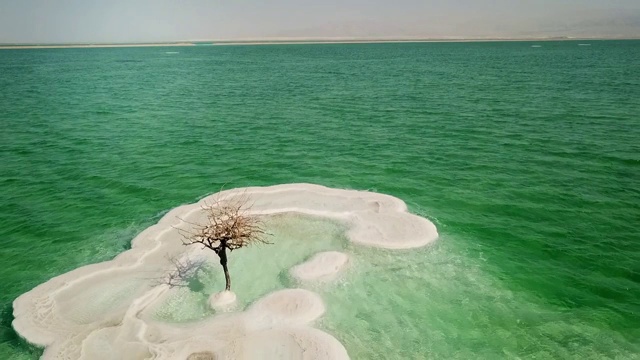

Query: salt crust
[12,183,438,359]
[209,291,237,312]
[291,251,350,282]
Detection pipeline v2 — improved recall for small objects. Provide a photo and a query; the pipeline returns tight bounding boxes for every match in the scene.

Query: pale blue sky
[1,0,639,43]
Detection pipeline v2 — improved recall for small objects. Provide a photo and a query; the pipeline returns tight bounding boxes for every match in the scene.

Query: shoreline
[1,37,638,50]
[12,184,438,359]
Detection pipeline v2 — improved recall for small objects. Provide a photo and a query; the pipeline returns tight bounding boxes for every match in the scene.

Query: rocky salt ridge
[12,183,438,359]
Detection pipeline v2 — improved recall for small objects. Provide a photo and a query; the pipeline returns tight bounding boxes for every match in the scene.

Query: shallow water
[152,213,348,323]
[1,41,639,359]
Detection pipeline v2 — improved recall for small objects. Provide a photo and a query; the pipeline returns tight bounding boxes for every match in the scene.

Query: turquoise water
[152,213,349,324]
[1,41,639,359]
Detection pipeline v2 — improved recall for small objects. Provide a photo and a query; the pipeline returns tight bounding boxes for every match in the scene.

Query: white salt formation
[209,291,237,311]
[12,183,438,359]
[291,251,349,282]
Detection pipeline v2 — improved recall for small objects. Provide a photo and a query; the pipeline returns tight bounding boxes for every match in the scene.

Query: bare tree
[179,194,269,291]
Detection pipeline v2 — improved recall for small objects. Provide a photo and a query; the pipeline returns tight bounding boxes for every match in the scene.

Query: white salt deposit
[291,251,349,282]
[12,183,438,359]
[209,291,237,311]
[246,289,325,329]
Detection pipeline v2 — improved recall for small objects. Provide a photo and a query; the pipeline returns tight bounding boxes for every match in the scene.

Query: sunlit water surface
[1,41,639,359]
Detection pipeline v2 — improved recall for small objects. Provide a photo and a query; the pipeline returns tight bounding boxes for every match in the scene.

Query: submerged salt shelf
[12,184,438,359]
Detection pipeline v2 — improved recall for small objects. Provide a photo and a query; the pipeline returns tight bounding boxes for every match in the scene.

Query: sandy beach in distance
[1,36,637,50]
[0,42,195,50]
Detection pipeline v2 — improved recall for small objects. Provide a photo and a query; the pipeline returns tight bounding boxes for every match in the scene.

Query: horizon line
[1,35,639,49]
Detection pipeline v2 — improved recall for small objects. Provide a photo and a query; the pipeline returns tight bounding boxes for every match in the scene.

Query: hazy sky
[1,0,639,43]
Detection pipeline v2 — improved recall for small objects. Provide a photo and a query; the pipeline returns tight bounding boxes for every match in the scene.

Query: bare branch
[156,255,206,288]
[178,192,271,291]
[181,193,270,250]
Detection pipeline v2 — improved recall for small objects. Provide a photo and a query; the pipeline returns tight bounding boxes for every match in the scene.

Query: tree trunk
[219,246,231,291]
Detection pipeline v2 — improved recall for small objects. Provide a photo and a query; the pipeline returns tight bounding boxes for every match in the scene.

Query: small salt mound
[291,251,349,282]
[349,211,438,249]
[209,291,237,311]
[246,289,325,330]
[187,352,216,360]
[217,327,349,360]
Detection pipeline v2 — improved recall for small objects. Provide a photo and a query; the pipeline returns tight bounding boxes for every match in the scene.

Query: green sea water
[1,41,639,359]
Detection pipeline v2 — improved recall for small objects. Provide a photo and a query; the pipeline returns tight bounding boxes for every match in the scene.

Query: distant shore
[0,42,195,50]
[1,37,638,50]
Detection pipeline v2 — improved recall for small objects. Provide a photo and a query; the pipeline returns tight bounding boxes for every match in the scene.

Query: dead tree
[180,194,268,291]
